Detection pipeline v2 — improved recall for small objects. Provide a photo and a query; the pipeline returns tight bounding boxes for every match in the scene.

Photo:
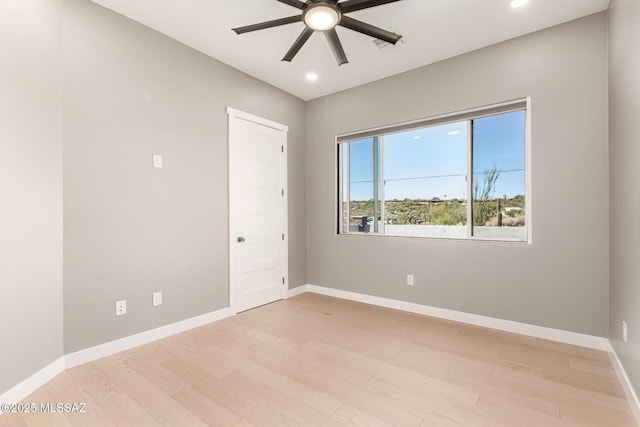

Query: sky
[345,110,526,201]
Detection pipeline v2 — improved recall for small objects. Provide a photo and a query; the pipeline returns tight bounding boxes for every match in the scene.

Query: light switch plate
[153,291,162,307]
[153,154,163,168]
[115,300,126,316]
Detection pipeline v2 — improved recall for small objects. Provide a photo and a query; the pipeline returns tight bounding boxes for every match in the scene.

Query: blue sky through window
[346,110,525,201]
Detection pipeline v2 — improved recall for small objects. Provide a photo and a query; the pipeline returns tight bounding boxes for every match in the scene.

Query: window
[338,99,529,242]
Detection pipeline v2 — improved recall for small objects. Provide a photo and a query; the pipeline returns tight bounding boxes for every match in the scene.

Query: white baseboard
[0,306,233,411]
[0,357,65,414]
[66,306,233,368]
[301,284,611,351]
[285,285,308,299]
[609,348,640,425]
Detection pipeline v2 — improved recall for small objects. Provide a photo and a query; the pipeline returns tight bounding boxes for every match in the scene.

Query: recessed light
[447,131,461,136]
[412,136,421,140]
[510,0,530,8]
[306,72,319,81]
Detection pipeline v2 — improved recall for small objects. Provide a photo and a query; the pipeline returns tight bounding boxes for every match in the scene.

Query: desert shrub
[427,201,467,225]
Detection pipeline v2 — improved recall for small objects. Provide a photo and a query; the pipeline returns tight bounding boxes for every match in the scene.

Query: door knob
[237,236,246,243]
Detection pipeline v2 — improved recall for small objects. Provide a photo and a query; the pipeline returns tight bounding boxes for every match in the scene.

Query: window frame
[336,98,532,244]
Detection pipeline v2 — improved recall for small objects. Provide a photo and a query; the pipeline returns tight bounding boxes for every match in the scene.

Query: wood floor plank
[497,341,607,373]
[384,340,495,388]
[67,363,164,427]
[305,371,425,427]
[108,371,208,427]
[126,341,176,364]
[489,363,633,414]
[157,333,236,380]
[0,413,28,427]
[568,358,620,377]
[94,352,185,396]
[559,397,639,427]
[194,371,341,427]
[543,367,627,398]
[171,386,244,427]
[472,380,561,418]
[304,338,481,408]
[44,371,118,427]
[228,354,343,416]
[2,293,636,426]
[331,403,395,427]
[234,336,325,374]
[232,420,256,427]
[189,323,271,358]
[200,335,348,418]
[475,393,564,427]
[247,346,423,426]
[21,387,72,427]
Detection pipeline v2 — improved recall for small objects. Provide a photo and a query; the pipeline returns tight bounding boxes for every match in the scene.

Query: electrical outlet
[115,300,127,316]
[152,291,162,307]
[623,321,628,343]
[407,274,414,286]
[152,154,163,169]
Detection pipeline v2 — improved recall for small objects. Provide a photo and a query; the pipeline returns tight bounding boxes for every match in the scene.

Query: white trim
[0,357,65,412]
[524,96,533,244]
[302,284,611,351]
[286,285,308,299]
[466,120,473,238]
[226,107,289,132]
[228,109,238,315]
[65,307,233,368]
[338,139,349,235]
[1,306,233,411]
[282,133,289,302]
[379,136,386,235]
[609,348,640,425]
[337,98,527,142]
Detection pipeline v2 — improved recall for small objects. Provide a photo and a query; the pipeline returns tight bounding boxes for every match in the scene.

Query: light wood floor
[1,293,637,427]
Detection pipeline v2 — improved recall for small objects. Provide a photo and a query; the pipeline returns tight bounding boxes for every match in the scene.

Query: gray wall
[0,0,624,399]
[63,0,306,353]
[306,13,609,336]
[0,0,64,393]
[609,0,640,397]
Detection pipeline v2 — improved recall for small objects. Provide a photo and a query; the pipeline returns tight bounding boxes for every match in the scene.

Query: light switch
[153,154,163,169]
[153,291,162,307]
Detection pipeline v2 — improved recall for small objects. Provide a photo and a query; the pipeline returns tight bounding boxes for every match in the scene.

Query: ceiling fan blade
[339,15,402,44]
[340,0,402,14]
[324,29,348,66]
[276,0,306,10]
[232,16,301,34]
[282,27,314,62]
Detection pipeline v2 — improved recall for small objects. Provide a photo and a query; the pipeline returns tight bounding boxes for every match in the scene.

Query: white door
[227,108,288,313]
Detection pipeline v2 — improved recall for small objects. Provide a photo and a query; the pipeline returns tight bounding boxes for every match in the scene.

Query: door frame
[226,107,288,315]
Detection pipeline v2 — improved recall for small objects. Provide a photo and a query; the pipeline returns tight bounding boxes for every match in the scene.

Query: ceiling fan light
[304,5,339,31]
[510,0,530,8]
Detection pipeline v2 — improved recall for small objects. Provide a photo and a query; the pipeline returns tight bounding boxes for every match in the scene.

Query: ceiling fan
[232,0,404,66]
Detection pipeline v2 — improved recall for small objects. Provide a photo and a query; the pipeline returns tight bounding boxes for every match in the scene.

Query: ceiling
[88,0,610,101]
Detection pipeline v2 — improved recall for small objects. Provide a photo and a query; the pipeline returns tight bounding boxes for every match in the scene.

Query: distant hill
[345,195,525,227]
